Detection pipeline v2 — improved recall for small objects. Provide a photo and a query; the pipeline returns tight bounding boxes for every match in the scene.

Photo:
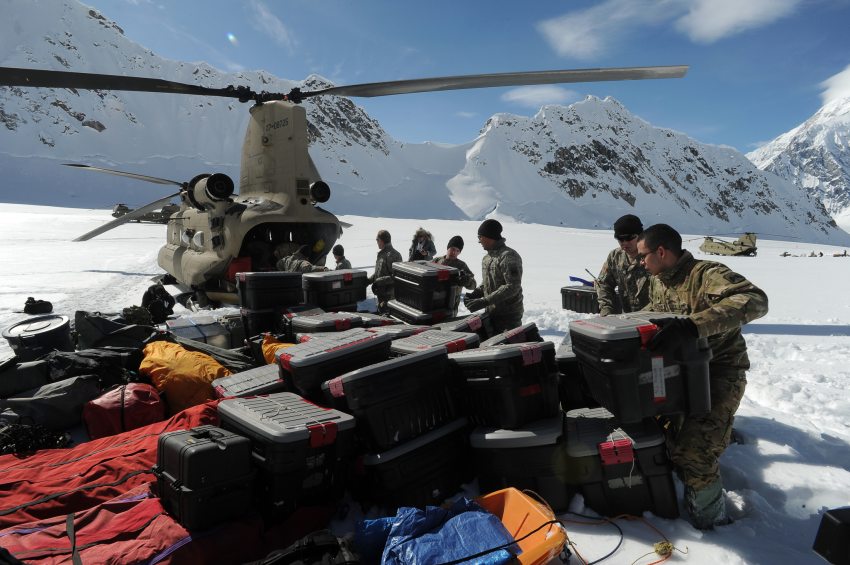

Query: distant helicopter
[0,64,687,305]
[111,202,180,224]
[699,233,758,256]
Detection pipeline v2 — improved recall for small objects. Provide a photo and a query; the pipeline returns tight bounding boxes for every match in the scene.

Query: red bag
[83,382,166,439]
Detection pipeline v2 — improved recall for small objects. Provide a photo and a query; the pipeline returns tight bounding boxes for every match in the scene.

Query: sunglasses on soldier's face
[615,234,638,242]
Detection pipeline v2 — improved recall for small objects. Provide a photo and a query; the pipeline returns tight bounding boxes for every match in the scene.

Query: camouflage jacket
[433,255,477,310]
[335,257,352,270]
[368,244,403,290]
[596,247,651,315]
[276,252,327,273]
[643,250,768,370]
[474,239,523,317]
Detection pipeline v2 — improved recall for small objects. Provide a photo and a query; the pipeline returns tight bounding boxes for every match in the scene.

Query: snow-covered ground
[1,203,848,564]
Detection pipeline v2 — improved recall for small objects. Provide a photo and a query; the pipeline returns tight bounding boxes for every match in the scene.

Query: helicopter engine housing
[188,173,235,210]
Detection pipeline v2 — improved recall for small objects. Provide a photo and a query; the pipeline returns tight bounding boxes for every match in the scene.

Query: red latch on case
[334,319,351,330]
[519,344,542,366]
[598,438,634,465]
[446,339,467,353]
[277,352,292,372]
[343,272,353,282]
[307,422,337,447]
[437,269,450,281]
[468,316,482,331]
[519,384,541,397]
[637,324,657,349]
[328,377,345,398]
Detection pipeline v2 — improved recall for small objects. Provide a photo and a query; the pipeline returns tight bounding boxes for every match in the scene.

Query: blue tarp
[355,498,520,565]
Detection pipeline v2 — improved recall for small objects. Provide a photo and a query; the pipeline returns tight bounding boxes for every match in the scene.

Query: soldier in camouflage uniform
[332,244,352,270]
[367,230,402,313]
[637,223,768,530]
[276,245,329,273]
[596,214,650,315]
[433,235,477,312]
[465,219,523,332]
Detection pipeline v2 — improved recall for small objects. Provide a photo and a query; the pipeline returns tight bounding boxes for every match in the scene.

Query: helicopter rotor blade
[73,192,181,242]
[0,67,256,101]
[300,65,688,100]
[63,164,185,188]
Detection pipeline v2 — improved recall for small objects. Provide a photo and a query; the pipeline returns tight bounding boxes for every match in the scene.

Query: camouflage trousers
[489,310,524,334]
[664,368,746,490]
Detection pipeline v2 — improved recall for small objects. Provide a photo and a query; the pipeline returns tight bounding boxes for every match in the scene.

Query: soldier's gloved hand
[465,297,487,312]
[648,317,698,354]
[466,287,484,300]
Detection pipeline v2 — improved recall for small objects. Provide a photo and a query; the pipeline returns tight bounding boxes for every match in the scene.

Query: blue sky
[85,0,850,151]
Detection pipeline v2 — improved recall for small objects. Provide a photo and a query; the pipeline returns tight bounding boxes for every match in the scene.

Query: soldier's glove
[466,288,484,300]
[648,317,698,354]
[464,297,487,312]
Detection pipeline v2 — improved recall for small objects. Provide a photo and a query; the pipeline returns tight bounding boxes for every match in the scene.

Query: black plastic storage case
[390,330,480,357]
[322,348,456,451]
[479,321,543,347]
[296,327,372,344]
[813,506,850,565]
[386,299,453,325]
[432,312,493,342]
[569,312,712,423]
[217,393,356,516]
[302,269,368,311]
[355,312,400,327]
[289,312,364,335]
[365,324,434,340]
[241,307,283,339]
[560,285,600,314]
[391,260,460,312]
[564,407,678,519]
[152,425,255,530]
[212,364,287,398]
[357,418,470,510]
[555,336,597,411]
[470,414,571,512]
[237,271,303,310]
[276,332,393,398]
[449,341,559,429]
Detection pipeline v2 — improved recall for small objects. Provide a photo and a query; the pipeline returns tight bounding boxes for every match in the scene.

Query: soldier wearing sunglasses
[595,214,651,316]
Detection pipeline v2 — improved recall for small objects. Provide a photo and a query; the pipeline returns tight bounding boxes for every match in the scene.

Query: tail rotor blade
[74,192,181,242]
[63,164,184,187]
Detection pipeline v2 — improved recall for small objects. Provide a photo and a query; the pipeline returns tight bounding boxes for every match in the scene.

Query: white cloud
[537,0,676,60]
[501,86,579,108]
[820,63,850,105]
[675,0,800,43]
[538,0,800,59]
[455,111,477,119]
[247,0,296,53]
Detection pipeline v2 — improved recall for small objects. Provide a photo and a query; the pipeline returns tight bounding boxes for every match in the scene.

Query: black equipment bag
[246,530,360,565]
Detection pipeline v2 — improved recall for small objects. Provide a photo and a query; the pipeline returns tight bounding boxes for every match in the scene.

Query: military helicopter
[111,201,181,224]
[699,233,758,256]
[0,64,687,305]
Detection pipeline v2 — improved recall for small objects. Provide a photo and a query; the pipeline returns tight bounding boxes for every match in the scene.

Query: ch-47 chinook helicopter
[699,233,758,256]
[0,64,687,305]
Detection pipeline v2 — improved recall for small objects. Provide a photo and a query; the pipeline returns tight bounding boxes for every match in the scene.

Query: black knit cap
[613,214,643,237]
[332,244,344,256]
[447,235,464,250]
[477,219,503,240]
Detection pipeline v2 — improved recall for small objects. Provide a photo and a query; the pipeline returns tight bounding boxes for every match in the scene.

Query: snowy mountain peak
[0,0,847,244]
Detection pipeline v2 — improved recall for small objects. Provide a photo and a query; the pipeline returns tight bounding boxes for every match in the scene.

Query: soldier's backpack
[246,530,360,565]
[141,284,175,324]
[23,297,53,315]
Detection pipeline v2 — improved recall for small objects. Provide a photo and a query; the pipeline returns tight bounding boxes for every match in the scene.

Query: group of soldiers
[595,214,768,530]
[275,213,769,530]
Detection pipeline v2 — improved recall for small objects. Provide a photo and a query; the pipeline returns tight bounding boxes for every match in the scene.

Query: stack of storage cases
[302,269,368,312]
[479,321,543,347]
[217,393,356,518]
[560,285,600,314]
[212,364,287,399]
[449,341,559,428]
[390,330,480,357]
[237,272,303,337]
[563,407,678,518]
[470,415,572,512]
[432,312,494,342]
[388,261,460,323]
[275,332,393,400]
[568,312,712,423]
[152,425,255,530]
